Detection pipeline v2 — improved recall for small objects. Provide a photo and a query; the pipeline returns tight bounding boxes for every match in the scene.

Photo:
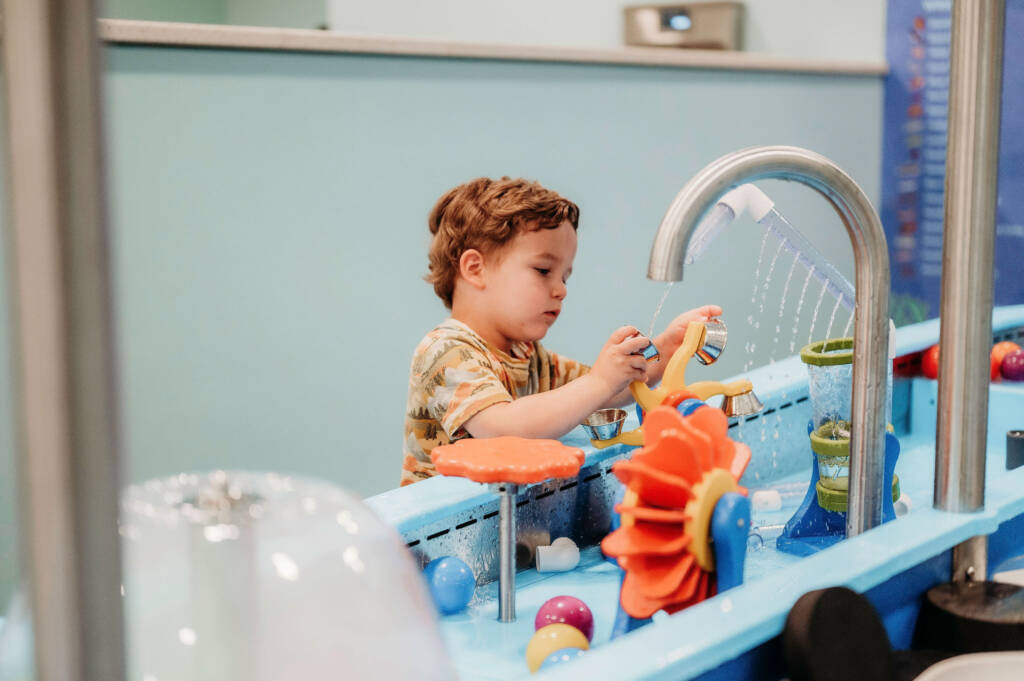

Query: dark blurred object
[1007,430,1024,471]
[783,586,957,681]
[914,581,1024,653]
[783,587,895,681]
[624,3,743,50]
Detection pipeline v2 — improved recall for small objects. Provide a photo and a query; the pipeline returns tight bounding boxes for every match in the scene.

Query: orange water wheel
[601,404,751,618]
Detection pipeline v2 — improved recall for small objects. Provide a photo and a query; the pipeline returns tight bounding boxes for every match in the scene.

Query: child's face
[483,220,577,346]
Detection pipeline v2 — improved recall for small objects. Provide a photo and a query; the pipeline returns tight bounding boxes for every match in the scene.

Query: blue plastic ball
[539,646,586,670]
[423,556,476,615]
[677,398,706,416]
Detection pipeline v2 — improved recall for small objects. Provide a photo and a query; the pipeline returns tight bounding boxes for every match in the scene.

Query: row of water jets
[646,208,855,455]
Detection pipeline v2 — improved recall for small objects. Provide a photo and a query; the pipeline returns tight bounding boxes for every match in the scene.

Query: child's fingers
[628,354,647,371]
[698,304,723,318]
[631,364,648,382]
[620,335,652,355]
[609,326,640,344]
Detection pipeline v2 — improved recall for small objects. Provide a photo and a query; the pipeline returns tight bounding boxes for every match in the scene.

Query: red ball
[534,595,594,642]
[922,344,940,379]
[1002,349,1024,381]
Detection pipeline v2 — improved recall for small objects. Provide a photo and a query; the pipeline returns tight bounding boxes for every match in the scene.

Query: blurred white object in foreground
[120,471,456,681]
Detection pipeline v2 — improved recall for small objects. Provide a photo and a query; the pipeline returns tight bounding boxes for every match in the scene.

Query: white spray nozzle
[718,184,775,223]
[685,184,777,265]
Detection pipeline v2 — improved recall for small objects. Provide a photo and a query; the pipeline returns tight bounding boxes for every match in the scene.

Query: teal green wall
[1,45,883,610]
[225,0,325,28]
[102,0,226,23]
[103,46,879,496]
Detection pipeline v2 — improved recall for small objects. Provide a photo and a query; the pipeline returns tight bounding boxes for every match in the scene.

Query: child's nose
[553,281,567,299]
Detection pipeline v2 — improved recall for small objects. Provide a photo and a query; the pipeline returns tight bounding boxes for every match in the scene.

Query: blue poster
[881,0,1024,325]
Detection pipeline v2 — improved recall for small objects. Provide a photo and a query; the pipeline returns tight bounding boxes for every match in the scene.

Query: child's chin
[520,324,550,343]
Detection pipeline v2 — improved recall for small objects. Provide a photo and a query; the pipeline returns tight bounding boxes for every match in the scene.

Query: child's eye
[534,268,550,276]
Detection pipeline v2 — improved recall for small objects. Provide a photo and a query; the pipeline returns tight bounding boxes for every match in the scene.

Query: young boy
[401,177,721,486]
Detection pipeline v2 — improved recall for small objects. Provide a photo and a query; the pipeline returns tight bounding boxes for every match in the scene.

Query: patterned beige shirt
[401,319,589,486]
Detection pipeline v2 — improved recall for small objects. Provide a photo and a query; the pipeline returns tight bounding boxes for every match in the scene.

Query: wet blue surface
[437,378,1024,681]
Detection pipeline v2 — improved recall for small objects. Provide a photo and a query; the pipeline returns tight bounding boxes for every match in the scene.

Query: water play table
[367,306,1024,680]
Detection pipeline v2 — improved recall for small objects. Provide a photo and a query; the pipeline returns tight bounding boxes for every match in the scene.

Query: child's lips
[543,310,560,322]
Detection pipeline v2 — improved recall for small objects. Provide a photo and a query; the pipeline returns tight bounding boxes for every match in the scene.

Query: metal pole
[1,0,126,679]
[933,0,1005,581]
[497,483,518,622]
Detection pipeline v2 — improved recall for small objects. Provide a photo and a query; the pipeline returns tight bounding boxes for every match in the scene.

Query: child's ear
[458,249,487,289]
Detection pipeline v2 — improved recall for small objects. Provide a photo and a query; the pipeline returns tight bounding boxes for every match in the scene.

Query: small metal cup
[695,319,728,365]
[633,334,660,362]
[721,389,764,417]
[582,408,627,441]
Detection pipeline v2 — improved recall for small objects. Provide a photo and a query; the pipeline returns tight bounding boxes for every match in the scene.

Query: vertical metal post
[496,483,518,622]
[1,0,126,679]
[934,0,1005,581]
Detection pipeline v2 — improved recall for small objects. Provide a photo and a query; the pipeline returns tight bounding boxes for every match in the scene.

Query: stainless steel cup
[582,408,627,440]
[695,318,728,365]
[634,334,660,362]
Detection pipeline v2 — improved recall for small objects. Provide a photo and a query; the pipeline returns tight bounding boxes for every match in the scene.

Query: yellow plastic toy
[589,320,758,449]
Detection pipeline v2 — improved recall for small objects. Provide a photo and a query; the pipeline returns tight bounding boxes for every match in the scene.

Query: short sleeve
[546,350,590,390]
[417,339,514,439]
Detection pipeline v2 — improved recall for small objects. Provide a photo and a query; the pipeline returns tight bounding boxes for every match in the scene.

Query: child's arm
[463,327,650,440]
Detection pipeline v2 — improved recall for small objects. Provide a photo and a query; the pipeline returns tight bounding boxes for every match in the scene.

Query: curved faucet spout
[649,145,890,538]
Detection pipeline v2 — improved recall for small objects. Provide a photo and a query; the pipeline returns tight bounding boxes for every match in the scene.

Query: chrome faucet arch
[648,146,891,537]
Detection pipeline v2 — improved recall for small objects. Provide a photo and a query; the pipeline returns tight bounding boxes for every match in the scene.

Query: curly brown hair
[425,177,579,308]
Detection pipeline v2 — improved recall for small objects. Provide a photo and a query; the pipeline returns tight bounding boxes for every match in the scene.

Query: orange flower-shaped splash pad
[601,405,751,618]
[431,437,585,485]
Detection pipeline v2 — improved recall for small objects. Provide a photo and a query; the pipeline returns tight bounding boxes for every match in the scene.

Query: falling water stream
[744,231,775,372]
[823,296,844,344]
[789,267,817,354]
[647,282,675,339]
[806,281,830,345]
[674,201,863,466]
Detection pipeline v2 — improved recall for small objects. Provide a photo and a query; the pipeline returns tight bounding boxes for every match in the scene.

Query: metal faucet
[647,146,890,538]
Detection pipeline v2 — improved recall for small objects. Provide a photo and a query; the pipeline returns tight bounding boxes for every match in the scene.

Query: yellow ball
[525,623,590,673]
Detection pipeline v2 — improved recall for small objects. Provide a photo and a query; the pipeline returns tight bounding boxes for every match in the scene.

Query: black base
[783,587,896,681]
[1008,430,1024,471]
[913,580,1024,653]
[782,587,973,681]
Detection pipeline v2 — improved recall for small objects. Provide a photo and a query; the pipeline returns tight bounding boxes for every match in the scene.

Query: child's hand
[655,305,723,361]
[590,326,651,396]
